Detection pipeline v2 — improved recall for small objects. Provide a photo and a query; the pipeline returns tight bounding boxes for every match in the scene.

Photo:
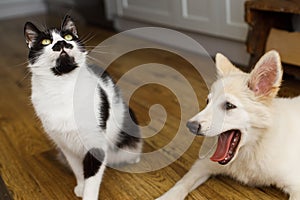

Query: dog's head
[187,50,283,165]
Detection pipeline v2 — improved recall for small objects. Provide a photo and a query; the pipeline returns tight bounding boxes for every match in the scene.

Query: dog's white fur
[157,50,300,200]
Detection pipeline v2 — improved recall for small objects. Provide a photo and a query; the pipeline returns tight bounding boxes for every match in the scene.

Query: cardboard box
[266,28,300,66]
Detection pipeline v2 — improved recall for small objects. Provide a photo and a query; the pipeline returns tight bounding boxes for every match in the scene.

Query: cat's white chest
[31,73,78,135]
[30,67,104,153]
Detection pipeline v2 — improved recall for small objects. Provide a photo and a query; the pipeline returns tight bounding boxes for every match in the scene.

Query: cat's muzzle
[52,40,73,52]
[56,52,75,66]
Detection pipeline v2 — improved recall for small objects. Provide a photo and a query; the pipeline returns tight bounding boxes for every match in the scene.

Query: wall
[108,0,250,66]
[0,0,47,19]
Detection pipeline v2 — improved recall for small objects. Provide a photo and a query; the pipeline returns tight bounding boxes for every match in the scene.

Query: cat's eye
[41,39,51,45]
[225,101,236,110]
[64,34,73,41]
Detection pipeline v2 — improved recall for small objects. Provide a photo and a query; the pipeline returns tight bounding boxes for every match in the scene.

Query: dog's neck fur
[226,96,299,188]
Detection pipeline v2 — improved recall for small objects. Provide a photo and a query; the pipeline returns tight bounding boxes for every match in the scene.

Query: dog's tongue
[210,131,235,162]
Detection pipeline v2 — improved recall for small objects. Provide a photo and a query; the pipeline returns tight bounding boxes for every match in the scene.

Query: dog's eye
[225,101,236,110]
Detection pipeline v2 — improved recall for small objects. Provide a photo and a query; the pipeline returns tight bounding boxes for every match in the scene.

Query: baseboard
[0,1,47,20]
[114,17,250,67]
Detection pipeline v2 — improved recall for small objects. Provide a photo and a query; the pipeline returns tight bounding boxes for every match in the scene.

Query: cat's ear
[24,22,40,48]
[61,15,78,37]
[248,50,283,98]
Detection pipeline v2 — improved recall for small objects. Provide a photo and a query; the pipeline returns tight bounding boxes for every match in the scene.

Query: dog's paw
[74,183,84,198]
[155,194,184,200]
[156,186,187,200]
[124,155,141,165]
[131,156,141,164]
[289,194,300,200]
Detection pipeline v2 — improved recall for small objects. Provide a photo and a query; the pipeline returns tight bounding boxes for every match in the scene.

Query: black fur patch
[28,30,53,64]
[100,70,111,83]
[83,148,105,179]
[99,88,110,129]
[87,65,121,100]
[117,130,141,149]
[51,53,78,76]
[52,40,73,51]
[117,108,141,149]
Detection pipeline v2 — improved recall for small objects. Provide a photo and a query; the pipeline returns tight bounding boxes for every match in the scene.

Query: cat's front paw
[74,183,84,198]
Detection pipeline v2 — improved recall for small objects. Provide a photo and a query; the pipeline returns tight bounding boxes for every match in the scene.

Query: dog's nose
[186,121,202,135]
[52,40,73,51]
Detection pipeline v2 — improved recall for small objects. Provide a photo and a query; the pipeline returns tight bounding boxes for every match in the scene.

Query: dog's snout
[186,121,202,135]
[52,40,73,51]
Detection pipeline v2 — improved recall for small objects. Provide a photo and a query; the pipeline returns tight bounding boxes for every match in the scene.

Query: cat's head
[24,15,87,76]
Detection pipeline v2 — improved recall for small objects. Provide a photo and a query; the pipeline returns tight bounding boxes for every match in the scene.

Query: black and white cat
[24,16,143,200]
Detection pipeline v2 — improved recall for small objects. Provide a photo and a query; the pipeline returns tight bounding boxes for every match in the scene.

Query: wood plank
[0,127,48,200]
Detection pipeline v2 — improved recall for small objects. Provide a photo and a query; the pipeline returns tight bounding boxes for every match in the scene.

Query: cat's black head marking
[24,22,53,64]
[24,15,86,75]
[52,40,73,52]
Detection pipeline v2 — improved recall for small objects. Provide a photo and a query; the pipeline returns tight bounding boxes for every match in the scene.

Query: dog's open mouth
[210,130,241,165]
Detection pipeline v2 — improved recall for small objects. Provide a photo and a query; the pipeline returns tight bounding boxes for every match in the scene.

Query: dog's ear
[248,50,283,97]
[215,53,242,77]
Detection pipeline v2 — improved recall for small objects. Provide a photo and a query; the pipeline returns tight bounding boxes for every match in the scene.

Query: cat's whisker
[86,55,106,65]
[85,45,112,48]
[11,60,30,68]
[80,32,93,42]
[86,47,95,52]
[29,66,42,69]
[85,46,113,52]
[89,50,117,55]
[19,69,32,83]
[80,34,96,44]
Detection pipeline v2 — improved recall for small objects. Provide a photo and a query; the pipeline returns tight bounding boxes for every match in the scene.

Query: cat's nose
[186,121,203,136]
[52,40,73,51]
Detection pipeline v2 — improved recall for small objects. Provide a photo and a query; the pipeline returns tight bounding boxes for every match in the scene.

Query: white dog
[157,50,300,200]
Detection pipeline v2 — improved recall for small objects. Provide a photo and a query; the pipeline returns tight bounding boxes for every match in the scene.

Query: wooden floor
[0,14,299,200]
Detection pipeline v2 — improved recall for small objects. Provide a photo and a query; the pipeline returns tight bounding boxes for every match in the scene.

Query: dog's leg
[157,159,216,200]
[61,149,85,197]
[82,148,106,200]
[288,189,300,200]
[289,194,300,200]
